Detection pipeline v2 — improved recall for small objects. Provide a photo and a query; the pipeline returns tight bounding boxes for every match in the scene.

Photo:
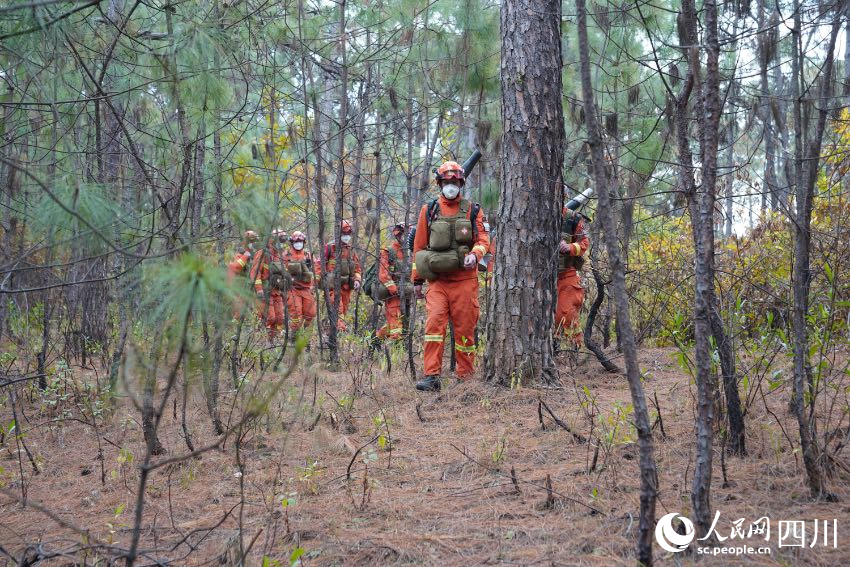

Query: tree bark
[676,0,727,536]
[758,3,779,211]
[790,4,841,500]
[484,0,564,386]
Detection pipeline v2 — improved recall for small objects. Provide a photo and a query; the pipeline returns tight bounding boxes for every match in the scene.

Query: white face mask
[441,183,461,200]
[293,242,304,251]
[341,234,352,245]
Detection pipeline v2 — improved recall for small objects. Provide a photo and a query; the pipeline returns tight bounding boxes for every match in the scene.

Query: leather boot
[415,375,441,392]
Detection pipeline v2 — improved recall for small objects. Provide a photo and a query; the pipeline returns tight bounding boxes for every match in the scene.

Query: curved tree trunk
[575,0,657,562]
[484,0,564,386]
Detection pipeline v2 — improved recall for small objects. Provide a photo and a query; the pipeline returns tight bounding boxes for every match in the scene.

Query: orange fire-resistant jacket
[283,248,315,291]
[379,240,405,294]
[227,249,252,283]
[559,208,590,276]
[317,243,361,287]
[249,246,284,294]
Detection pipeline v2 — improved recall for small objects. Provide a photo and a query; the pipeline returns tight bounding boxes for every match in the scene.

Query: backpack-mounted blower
[566,186,594,216]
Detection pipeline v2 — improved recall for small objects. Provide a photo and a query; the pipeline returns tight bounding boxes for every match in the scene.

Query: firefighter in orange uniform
[284,231,317,337]
[250,229,288,343]
[411,161,489,391]
[227,230,258,283]
[555,208,590,346]
[376,223,407,341]
[227,230,258,319]
[318,220,362,331]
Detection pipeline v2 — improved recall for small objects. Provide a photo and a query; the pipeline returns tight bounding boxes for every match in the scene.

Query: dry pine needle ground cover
[2,346,850,566]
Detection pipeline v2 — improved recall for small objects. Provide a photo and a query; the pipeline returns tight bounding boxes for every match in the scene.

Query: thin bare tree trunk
[576,1,657,561]
[675,0,722,535]
[790,4,841,500]
[759,3,779,211]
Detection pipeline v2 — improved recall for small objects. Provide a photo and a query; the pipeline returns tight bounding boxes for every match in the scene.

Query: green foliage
[31,181,119,252]
[296,459,325,495]
[143,254,244,329]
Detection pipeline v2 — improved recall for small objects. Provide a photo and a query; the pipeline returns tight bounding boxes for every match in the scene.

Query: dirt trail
[2,346,848,565]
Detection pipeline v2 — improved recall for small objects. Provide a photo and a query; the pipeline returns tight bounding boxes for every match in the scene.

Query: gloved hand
[256,289,265,299]
[353,280,361,291]
[463,253,477,269]
[414,284,424,299]
[559,240,570,254]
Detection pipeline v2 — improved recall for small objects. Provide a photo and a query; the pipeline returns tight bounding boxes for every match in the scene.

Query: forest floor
[3,342,850,566]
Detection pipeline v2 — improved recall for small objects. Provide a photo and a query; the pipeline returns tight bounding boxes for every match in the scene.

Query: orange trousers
[555,271,584,346]
[327,287,353,330]
[423,277,479,378]
[288,288,316,333]
[377,295,402,340]
[258,290,285,339]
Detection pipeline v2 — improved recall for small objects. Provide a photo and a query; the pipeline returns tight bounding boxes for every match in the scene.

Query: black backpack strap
[564,210,580,237]
[426,199,440,227]
[470,202,481,241]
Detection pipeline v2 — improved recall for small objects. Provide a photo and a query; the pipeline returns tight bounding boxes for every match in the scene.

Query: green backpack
[362,261,380,300]
[269,263,289,291]
[363,251,407,301]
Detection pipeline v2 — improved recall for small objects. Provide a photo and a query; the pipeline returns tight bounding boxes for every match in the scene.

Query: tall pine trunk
[484,0,563,386]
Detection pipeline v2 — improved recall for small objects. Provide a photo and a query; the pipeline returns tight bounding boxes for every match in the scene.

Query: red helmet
[436,161,465,185]
[243,230,258,242]
[341,220,353,234]
[289,231,306,243]
[272,227,287,242]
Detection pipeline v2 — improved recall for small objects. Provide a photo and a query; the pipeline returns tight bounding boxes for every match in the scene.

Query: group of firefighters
[226,222,365,342]
[227,159,589,392]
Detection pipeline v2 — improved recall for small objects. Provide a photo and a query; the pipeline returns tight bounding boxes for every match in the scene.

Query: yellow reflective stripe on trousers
[424,334,444,342]
[455,342,476,353]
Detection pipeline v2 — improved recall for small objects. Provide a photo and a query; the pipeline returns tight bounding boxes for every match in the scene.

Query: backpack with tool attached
[414,199,482,282]
[322,243,355,288]
[268,262,290,291]
[558,187,593,273]
[364,248,412,301]
[285,253,313,285]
